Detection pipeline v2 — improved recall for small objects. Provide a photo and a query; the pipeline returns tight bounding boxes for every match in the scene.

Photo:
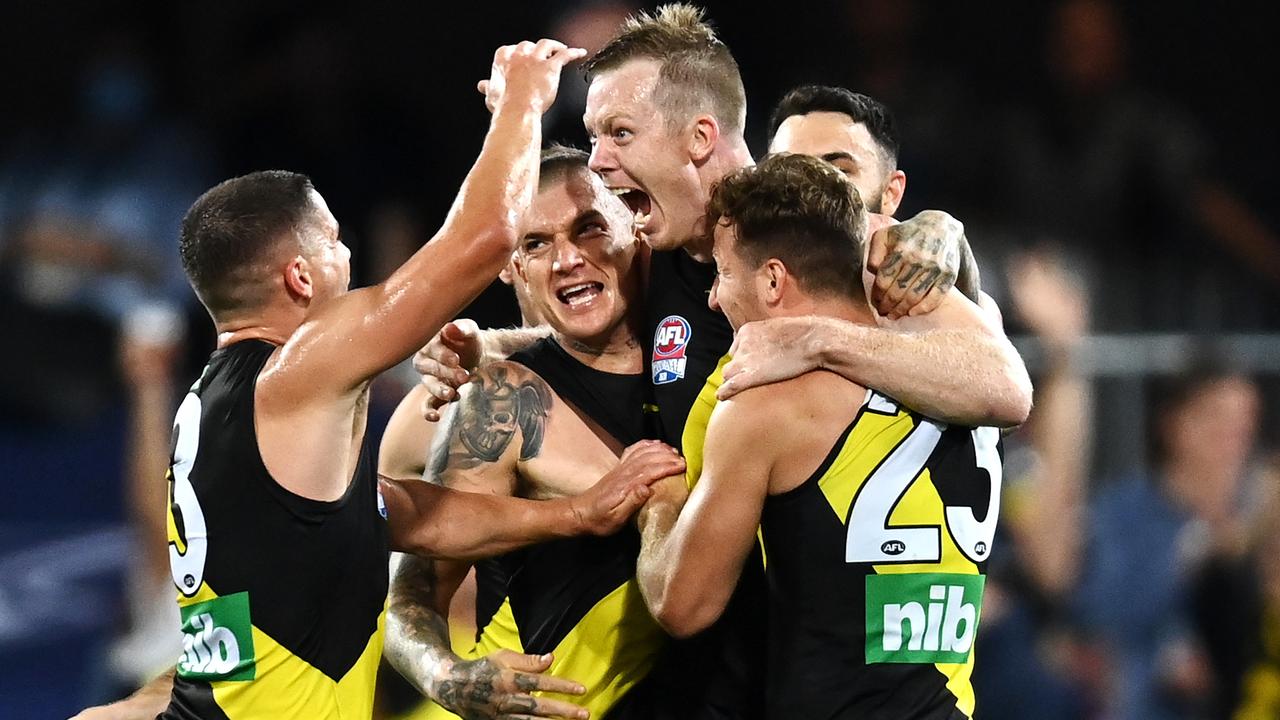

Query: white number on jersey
[169,391,209,597]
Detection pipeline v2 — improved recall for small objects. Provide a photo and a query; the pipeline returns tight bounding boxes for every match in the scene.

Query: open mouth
[556,282,605,308]
[611,187,652,219]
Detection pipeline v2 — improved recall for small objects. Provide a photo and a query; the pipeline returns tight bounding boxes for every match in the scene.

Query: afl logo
[652,315,691,385]
[974,541,988,556]
[881,540,907,556]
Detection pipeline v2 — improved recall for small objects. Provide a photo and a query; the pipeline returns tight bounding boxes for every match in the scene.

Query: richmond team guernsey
[161,340,389,719]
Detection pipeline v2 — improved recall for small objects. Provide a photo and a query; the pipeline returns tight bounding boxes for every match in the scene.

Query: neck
[554,314,643,374]
[684,138,755,265]
[213,305,302,349]
[773,292,877,330]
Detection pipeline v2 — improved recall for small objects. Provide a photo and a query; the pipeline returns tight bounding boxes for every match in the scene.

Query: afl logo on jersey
[652,315,691,385]
[881,540,907,556]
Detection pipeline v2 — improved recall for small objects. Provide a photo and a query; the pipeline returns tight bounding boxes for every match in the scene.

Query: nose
[708,275,721,312]
[551,236,584,275]
[588,138,615,174]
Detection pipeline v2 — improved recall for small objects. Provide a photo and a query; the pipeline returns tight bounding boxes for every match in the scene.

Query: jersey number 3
[845,409,1001,566]
[169,391,209,597]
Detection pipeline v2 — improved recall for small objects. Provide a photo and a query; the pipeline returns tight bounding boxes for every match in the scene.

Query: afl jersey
[760,389,1002,720]
[461,338,667,719]
[645,249,734,451]
[160,340,389,719]
[646,252,766,720]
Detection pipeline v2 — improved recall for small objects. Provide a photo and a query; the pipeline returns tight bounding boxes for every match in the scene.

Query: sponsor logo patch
[865,573,984,664]
[652,315,691,385]
[177,591,256,681]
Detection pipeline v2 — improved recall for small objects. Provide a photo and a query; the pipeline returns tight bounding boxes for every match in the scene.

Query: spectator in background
[974,249,1093,720]
[990,0,1280,332]
[0,30,211,425]
[1073,366,1265,720]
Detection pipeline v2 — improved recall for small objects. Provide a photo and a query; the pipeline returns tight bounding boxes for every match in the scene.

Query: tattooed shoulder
[429,362,555,478]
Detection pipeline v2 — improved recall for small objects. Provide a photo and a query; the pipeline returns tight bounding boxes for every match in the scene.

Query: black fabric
[643,249,734,451]
[760,417,982,720]
[510,336,647,446]
[162,676,233,720]
[162,339,389,716]
[642,249,766,720]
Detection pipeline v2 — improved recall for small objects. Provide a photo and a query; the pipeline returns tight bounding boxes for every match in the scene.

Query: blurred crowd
[1,1,1277,718]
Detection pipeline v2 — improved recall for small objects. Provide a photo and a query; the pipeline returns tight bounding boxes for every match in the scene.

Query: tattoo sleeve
[385,552,459,697]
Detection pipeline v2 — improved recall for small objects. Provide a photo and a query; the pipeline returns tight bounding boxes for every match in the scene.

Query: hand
[415,320,484,421]
[866,209,962,319]
[429,650,589,720]
[572,441,686,536]
[1007,250,1088,349]
[717,317,823,400]
[477,39,587,115]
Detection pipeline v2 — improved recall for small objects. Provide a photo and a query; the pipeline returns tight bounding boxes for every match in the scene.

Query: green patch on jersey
[177,591,256,682]
[865,573,984,664]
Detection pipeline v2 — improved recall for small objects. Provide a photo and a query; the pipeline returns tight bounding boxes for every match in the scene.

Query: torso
[464,338,667,720]
[160,340,389,720]
[759,385,1003,720]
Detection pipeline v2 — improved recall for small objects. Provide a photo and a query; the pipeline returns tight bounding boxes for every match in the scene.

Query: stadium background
[1,1,1277,718]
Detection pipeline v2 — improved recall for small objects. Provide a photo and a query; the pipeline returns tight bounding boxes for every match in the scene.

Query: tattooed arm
[387,553,589,719]
[866,209,979,318]
[385,362,591,718]
[384,362,682,559]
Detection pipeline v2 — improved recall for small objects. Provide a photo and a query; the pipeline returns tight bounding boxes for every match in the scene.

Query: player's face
[515,169,640,346]
[303,189,352,304]
[770,112,894,215]
[708,220,766,332]
[585,59,707,253]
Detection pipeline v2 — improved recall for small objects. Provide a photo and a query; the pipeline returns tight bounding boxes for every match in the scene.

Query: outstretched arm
[637,396,772,638]
[720,289,1032,427]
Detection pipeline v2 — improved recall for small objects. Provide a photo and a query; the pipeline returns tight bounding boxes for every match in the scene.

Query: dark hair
[179,170,317,316]
[584,3,746,135]
[539,144,590,187]
[767,85,899,169]
[707,153,865,299]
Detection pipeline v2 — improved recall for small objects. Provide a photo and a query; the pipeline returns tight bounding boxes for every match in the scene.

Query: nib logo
[177,591,256,681]
[865,573,984,664]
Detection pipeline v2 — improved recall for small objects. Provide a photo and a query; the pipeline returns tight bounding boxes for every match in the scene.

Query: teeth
[564,283,592,293]
[634,209,652,229]
[610,188,631,196]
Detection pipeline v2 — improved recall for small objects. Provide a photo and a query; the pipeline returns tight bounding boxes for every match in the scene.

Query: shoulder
[465,360,554,400]
[709,372,862,448]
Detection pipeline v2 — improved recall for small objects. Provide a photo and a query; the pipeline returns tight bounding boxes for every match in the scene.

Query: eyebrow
[521,209,608,243]
[821,151,857,165]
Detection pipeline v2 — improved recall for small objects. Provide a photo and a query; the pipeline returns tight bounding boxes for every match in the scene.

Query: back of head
[768,84,900,169]
[708,153,866,299]
[180,170,316,319]
[584,3,746,135]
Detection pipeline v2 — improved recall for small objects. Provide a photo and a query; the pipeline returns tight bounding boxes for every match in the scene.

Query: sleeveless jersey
[646,251,767,720]
[760,389,1002,720]
[160,340,389,720]
[460,338,666,719]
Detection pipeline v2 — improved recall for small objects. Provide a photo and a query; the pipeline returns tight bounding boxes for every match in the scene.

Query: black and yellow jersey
[451,338,667,719]
[760,389,1002,720]
[646,252,766,720]
[160,340,389,720]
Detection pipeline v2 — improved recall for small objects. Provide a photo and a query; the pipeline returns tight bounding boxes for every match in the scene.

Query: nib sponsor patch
[865,573,984,664]
[177,591,256,681]
[652,315,691,385]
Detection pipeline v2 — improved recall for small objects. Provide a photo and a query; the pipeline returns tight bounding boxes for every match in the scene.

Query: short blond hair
[584,3,746,135]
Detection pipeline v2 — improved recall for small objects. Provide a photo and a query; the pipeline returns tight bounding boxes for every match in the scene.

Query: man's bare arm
[637,395,773,638]
[384,363,686,560]
[267,42,581,405]
[70,668,174,720]
[413,321,552,421]
[719,289,1032,427]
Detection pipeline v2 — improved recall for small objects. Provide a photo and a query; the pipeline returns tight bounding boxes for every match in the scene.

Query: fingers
[477,79,489,96]
[883,265,939,319]
[493,649,554,674]
[498,692,590,719]
[865,227,891,274]
[906,285,946,317]
[716,367,749,400]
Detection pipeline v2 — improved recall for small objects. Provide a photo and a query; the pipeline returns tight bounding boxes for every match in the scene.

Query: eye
[580,222,606,236]
[523,238,548,253]
[613,127,633,142]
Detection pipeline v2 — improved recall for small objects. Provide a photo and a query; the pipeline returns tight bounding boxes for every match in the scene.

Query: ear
[283,255,314,303]
[512,254,529,284]
[688,115,720,163]
[499,251,517,286]
[760,258,788,306]
[880,169,907,217]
